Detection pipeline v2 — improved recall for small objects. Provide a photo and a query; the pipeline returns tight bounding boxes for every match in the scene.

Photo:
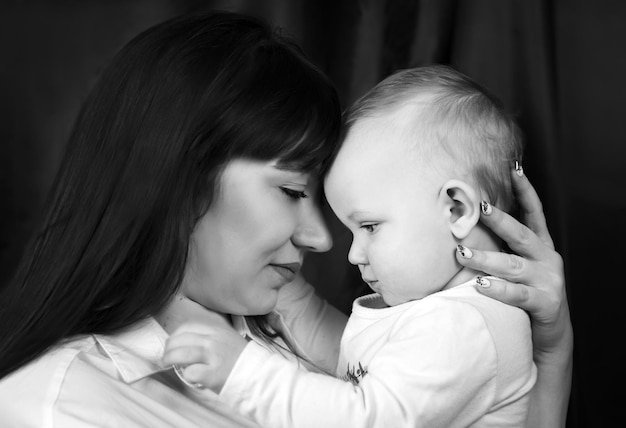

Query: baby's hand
[162,320,248,393]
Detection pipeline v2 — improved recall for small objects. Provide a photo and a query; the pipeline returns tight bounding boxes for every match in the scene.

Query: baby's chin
[379,292,414,307]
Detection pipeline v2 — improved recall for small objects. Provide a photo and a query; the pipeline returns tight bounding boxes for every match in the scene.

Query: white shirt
[0,278,347,427]
[219,279,537,428]
[0,318,259,428]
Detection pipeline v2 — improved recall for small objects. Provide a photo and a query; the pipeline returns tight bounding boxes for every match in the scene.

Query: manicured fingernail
[480,200,492,216]
[475,276,491,288]
[515,160,524,177]
[457,244,473,259]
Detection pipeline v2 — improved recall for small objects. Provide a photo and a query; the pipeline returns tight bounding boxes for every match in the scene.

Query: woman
[0,11,571,427]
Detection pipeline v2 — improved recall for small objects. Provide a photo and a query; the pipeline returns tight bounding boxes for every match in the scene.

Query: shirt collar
[94,317,170,384]
[92,314,282,384]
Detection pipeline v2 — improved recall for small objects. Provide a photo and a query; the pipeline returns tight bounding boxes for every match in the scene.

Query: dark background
[1,1,624,426]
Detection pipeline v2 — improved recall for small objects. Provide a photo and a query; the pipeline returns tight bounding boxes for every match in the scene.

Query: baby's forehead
[362,93,431,121]
[338,127,441,168]
[350,92,438,135]
[341,114,458,176]
[346,103,441,155]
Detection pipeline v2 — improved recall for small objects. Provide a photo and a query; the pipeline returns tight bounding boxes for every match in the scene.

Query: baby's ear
[439,179,480,239]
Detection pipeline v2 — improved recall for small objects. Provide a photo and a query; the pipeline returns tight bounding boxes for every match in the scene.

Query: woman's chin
[241,292,279,316]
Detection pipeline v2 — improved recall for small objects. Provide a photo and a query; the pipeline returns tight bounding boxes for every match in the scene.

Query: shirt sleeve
[220,300,499,428]
[269,275,348,373]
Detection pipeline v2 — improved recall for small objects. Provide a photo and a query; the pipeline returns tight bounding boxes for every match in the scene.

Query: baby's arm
[163,303,504,428]
[269,273,348,373]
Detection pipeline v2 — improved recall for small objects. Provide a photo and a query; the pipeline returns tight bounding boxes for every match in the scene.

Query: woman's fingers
[478,201,551,261]
[457,242,566,330]
[474,277,530,308]
[511,169,555,249]
[472,277,560,323]
[457,246,528,283]
[456,242,564,290]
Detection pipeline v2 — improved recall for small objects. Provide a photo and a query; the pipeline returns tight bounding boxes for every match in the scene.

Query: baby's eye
[361,223,378,233]
[280,187,308,200]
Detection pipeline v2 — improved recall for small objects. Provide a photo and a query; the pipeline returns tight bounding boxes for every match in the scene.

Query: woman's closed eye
[280,187,309,200]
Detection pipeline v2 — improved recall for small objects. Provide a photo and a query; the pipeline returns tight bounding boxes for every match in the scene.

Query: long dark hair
[0,11,341,379]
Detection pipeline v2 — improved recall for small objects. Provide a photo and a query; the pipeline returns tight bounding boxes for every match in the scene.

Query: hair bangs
[220,39,341,173]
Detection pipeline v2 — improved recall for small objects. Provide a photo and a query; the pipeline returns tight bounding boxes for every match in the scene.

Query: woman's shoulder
[0,336,103,427]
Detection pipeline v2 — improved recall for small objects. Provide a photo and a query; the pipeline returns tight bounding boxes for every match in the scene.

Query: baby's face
[324,110,459,306]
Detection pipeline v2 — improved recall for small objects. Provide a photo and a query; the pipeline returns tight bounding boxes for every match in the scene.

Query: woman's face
[181,158,332,315]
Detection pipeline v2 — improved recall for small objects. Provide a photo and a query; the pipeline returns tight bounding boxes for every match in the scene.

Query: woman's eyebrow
[273,162,303,172]
[274,162,320,178]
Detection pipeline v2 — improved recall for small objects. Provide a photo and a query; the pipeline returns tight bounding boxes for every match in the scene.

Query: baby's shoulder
[432,284,530,328]
[398,284,531,338]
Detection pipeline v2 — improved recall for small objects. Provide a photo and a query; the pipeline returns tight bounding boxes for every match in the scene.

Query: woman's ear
[439,179,480,240]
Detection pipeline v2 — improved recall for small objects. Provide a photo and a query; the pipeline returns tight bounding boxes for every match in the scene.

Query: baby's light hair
[344,64,523,212]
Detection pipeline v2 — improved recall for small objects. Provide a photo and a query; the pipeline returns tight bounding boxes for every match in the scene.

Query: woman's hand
[456,168,571,354]
[162,315,248,393]
[455,168,572,427]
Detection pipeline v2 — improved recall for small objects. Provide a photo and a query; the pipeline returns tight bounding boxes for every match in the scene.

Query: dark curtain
[2,1,625,426]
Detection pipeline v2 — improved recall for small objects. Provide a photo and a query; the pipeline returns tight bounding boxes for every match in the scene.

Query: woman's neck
[155,294,231,335]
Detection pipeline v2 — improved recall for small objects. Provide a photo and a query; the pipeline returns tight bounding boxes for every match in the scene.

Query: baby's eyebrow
[348,211,371,223]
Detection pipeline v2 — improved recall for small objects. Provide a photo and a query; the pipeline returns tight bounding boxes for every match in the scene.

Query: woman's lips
[270,263,301,283]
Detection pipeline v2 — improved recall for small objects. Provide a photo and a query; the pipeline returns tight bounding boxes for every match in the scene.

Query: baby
[164,65,537,427]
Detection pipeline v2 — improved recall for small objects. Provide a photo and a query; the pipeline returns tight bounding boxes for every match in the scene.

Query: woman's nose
[292,202,333,252]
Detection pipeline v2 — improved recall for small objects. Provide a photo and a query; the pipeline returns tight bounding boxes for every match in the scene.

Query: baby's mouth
[363,278,378,289]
